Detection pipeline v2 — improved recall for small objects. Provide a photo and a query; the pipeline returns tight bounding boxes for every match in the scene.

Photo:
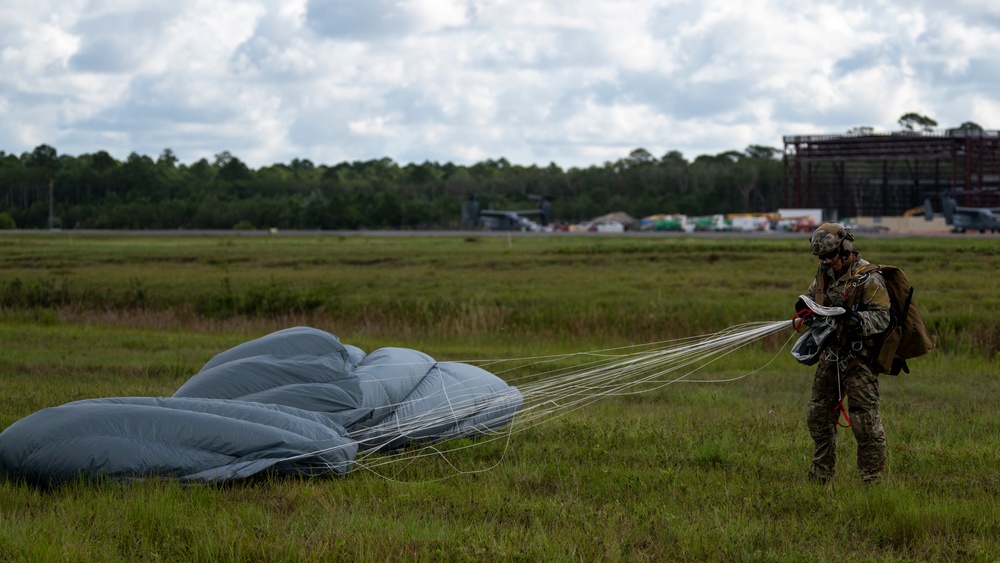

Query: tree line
[2,112,982,231]
[0,143,789,230]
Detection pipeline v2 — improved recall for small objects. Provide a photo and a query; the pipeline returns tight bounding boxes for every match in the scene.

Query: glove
[838,310,862,333]
[794,297,808,316]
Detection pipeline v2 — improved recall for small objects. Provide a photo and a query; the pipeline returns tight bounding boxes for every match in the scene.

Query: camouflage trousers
[807,353,886,482]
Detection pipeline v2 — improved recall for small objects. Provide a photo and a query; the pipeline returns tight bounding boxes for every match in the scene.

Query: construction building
[783,130,1000,219]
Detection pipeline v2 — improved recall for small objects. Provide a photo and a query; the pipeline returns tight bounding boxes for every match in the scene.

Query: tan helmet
[810,222,854,256]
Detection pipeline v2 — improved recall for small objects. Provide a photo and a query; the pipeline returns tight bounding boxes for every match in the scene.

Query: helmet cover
[810,222,853,256]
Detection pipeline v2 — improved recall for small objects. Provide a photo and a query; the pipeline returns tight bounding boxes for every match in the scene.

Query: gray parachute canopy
[0,327,522,485]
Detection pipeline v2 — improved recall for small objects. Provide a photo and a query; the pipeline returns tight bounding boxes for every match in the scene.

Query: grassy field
[1,232,998,561]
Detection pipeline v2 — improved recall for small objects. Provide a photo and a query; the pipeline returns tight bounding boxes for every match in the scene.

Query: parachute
[790,295,845,366]
[1,319,803,486]
[0,327,523,485]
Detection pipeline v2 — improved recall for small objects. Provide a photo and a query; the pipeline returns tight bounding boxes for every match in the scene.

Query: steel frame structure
[783,131,1000,217]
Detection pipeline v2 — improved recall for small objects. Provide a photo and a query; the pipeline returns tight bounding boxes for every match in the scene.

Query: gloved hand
[794,297,808,316]
[838,309,862,333]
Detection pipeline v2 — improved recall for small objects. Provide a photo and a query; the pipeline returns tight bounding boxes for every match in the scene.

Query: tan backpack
[850,264,936,375]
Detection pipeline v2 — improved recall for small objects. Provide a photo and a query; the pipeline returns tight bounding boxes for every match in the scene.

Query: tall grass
[1,233,998,560]
[1,233,995,354]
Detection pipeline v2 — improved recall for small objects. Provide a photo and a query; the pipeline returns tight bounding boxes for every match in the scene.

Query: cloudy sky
[2,0,998,169]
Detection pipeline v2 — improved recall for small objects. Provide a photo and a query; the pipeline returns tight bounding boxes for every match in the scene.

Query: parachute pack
[847,264,936,375]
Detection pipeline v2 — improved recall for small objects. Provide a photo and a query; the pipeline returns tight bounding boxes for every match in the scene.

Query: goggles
[818,249,839,261]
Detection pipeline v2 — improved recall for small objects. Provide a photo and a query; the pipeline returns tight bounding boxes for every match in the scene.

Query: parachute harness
[799,298,854,430]
[833,356,853,428]
[835,394,853,428]
[811,266,869,429]
[826,347,854,429]
[831,266,877,428]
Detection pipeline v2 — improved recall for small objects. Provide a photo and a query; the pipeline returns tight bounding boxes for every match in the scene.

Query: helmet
[810,222,854,257]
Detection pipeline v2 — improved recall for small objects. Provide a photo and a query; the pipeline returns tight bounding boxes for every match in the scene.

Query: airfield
[0,224,978,238]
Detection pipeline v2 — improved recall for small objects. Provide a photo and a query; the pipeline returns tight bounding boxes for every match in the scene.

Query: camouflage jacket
[807,256,891,342]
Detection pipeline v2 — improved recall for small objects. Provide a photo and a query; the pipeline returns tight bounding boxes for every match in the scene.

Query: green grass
[0,233,998,561]
[1,233,995,353]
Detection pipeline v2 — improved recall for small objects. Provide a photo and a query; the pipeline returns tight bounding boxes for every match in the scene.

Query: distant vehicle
[461,195,554,231]
[692,214,731,232]
[594,221,625,233]
[653,218,684,231]
[641,214,686,231]
[728,215,771,232]
[924,190,1000,233]
[782,217,817,233]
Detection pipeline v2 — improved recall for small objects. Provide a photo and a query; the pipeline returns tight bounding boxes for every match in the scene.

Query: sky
[2,0,999,170]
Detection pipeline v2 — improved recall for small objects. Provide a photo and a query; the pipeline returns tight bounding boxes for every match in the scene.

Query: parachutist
[799,224,890,485]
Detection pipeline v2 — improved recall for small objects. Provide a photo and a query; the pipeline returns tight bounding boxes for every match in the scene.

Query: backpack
[849,264,936,375]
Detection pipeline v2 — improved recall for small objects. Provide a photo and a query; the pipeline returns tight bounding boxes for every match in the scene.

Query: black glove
[838,309,861,333]
[794,297,808,316]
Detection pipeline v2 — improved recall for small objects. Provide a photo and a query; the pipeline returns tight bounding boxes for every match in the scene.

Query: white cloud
[1,0,998,168]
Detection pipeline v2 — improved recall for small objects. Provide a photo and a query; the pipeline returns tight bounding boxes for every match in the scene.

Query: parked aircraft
[924,190,1000,233]
[461,195,553,231]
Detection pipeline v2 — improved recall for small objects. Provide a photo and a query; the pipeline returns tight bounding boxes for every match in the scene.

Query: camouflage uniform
[806,256,891,483]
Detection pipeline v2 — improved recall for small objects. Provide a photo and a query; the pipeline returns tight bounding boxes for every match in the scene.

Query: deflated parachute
[0,327,522,485]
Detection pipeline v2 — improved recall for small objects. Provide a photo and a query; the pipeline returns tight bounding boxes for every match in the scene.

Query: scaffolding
[783,130,1000,218]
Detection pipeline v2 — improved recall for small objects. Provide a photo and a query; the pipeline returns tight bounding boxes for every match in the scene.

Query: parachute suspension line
[328,319,795,481]
[459,331,725,370]
[351,416,518,483]
[510,320,791,429]
[350,320,790,456]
